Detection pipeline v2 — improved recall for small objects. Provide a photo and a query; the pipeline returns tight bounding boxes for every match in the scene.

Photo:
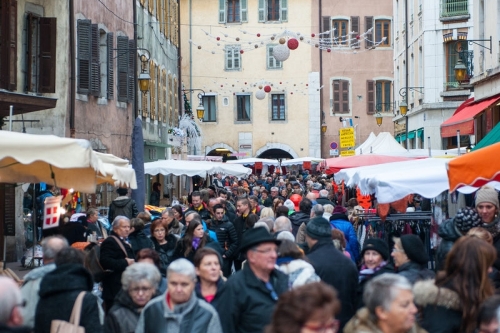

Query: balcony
[440,0,469,21]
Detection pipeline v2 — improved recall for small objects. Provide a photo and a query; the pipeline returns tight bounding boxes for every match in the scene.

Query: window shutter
[322,16,331,47]
[116,36,129,102]
[341,80,349,113]
[150,61,156,120]
[365,16,373,49]
[77,19,91,95]
[280,0,288,22]
[106,32,114,100]
[367,80,375,114]
[258,0,265,22]
[351,16,360,49]
[234,48,240,69]
[128,39,136,103]
[241,0,248,22]
[148,0,153,14]
[162,69,167,122]
[90,24,100,96]
[0,0,17,90]
[38,17,57,93]
[219,0,226,23]
[332,80,340,113]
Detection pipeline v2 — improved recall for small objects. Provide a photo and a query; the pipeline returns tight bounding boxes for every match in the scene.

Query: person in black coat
[289,198,312,237]
[108,188,139,221]
[100,216,135,311]
[392,235,435,285]
[128,218,154,254]
[149,218,178,277]
[305,217,358,331]
[173,219,223,263]
[34,247,102,333]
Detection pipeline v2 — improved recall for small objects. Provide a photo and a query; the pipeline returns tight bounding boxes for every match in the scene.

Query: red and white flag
[43,196,62,229]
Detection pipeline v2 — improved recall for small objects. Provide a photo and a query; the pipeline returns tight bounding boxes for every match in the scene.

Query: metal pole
[428,136,431,157]
[9,105,13,131]
[405,0,409,151]
[457,130,461,155]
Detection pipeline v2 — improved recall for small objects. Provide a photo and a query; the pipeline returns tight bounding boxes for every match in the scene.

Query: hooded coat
[397,261,435,285]
[34,264,103,333]
[105,290,143,333]
[329,213,360,263]
[289,211,310,237]
[277,258,320,288]
[108,196,139,221]
[344,308,427,333]
[435,218,462,271]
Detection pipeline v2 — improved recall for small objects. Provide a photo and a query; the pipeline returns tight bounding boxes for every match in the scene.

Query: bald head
[306,192,317,202]
[0,276,23,326]
[274,216,292,233]
[41,235,69,264]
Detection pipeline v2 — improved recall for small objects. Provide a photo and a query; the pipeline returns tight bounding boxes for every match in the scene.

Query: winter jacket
[307,239,358,331]
[173,235,224,263]
[295,221,309,244]
[435,218,462,271]
[206,216,239,259]
[224,202,237,222]
[128,230,154,254]
[329,213,360,263]
[168,220,184,237]
[105,290,142,333]
[233,213,258,260]
[149,191,160,207]
[135,292,222,333]
[100,232,135,303]
[215,264,289,333]
[289,211,310,236]
[277,258,320,288]
[20,263,56,328]
[413,279,462,333]
[186,204,212,222]
[195,278,225,309]
[397,261,435,285]
[151,234,178,276]
[0,325,31,333]
[356,262,394,309]
[59,222,87,245]
[34,264,103,333]
[344,307,427,333]
[108,196,139,220]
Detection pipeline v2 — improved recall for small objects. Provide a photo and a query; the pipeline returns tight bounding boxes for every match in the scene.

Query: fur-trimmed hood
[344,308,426,333]
[413,279,461,311]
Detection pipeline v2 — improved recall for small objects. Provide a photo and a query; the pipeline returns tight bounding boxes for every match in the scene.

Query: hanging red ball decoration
[216,37,220,41]
[257,33,261,37]
[240,49,244,54]
[287,38,299,50]
[311,33,316,37]
[264,85,272,93]
[356,35,360,40]
[327,48,331,52]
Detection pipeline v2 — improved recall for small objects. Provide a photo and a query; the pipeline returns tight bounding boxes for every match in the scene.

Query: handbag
[50,291,86,333]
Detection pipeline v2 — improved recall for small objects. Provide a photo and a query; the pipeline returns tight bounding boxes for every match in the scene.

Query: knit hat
[306,217,331,240]
[289,194,302,212]
[361,238,390,261]
[400,234,428,265]
[454,207,482,233]
[333,205,347,214]
[283,199,295,212]
[475,186,499,209]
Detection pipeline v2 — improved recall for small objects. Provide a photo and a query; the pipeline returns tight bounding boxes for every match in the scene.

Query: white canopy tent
[226,157,280,166]
[356,132,408,155]
[144,159,252,178]
[281,157,324,166]
[355,132,376,155]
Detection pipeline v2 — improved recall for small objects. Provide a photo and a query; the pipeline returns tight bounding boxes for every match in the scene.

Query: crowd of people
[2,171,500,333]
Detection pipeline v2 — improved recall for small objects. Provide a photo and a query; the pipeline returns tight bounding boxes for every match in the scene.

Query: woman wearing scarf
[475,186,500,270]
[356,238,394,309]
[173,219,223,263]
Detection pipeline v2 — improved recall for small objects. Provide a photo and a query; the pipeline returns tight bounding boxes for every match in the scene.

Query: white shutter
[280,0,288,22]
[234,48,240,69]
[219,0,226,23]
[241,0,248,22]
[258,0,265,22]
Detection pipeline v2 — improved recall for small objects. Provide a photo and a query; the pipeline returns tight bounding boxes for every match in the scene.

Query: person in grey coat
[135,259,222,333]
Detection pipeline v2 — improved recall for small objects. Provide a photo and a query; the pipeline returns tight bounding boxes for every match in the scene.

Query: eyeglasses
[265,281,279,301]
[303,319,339,333]
[154,229,166,233]
[129,286,153,294]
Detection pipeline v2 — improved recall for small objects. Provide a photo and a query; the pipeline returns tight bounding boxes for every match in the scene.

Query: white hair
[112,215,130,229]
[122,263,162,291]
[274,216,292,232]
[0,277,22,324]
[276,231,295,242]
[167,258,196,281]
[254,221,270,233]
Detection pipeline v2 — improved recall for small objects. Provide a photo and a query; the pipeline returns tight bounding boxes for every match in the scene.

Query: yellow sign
[340,150,355,157]
[339,128,355,148]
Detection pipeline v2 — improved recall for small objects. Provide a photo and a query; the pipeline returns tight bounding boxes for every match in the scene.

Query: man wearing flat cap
[216,227,289,333]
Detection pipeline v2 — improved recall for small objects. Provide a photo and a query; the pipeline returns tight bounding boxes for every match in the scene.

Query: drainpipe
[69,0,76,137]
[319,0,324,157]
[133,0,138,118]
[188,0,193,103]
[178,0,184,119]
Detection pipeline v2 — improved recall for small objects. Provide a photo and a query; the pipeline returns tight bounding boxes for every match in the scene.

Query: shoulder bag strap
[69,291,86,325]
[110,235,128,257]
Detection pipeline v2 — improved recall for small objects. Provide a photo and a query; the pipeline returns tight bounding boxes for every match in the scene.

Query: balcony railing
[376,102,394,113]
[440,0,469,18]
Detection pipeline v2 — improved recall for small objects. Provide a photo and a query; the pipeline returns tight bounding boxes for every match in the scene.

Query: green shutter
[280,0,287,22]
[241,0,248,22]
[258,0,265,22]
[117,36,129,102]
[106,32,114,100]
[77,19,91,94]
[219,0,226,23]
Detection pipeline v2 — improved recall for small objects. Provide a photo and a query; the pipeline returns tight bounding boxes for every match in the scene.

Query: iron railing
[440,0,468,18]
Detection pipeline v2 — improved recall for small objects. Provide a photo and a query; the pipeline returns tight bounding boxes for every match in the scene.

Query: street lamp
[399,100,408,116]
[182,89,206,121]
[453,58,467,84]
[375,112,383,126]
[321,122,327,133]
[196,93,205,121]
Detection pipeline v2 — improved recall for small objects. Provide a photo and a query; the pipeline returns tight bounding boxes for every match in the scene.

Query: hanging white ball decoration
[255,89,266,100]
[273,44,290,62]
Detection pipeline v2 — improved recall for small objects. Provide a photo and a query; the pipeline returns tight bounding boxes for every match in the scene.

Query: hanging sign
[43,196,63,229]
[340,150,355,157]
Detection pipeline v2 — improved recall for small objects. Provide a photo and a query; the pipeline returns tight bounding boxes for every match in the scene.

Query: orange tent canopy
[447,142,500,192]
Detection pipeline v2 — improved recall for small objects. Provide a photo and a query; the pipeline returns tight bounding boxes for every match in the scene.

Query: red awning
[441,95,500,137]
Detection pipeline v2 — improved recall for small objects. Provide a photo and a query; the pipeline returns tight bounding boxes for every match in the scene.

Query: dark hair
[246,214,259,229]
[171,205,184,219]
[191,191,201,199]
[213,204,224,212]
[218,188,228,196]
[275,206,289,218]
[237,197,250,207]
[150,218,169,238]
[153,182,161,192]
[55,247,85,266]
[265,282,340,333]
[117,187,128,196]
[137,211,151,223]
[249,195,259,202]
[478,295,500,326]
[331,229,347,249]
[278,240,304,260]
[272,198,284,213]
[436,236,496,333]
[193,247,221,268]
[182,220,208,257]
[136,248,161,270]
[347,198,358,208]
[130,217,145,231]
[299,198,313,214]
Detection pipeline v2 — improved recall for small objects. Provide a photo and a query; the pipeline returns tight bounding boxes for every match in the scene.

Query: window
[258,0,287,23]
[332,19,348,46]
[271,94,285,120]
[267,45,282,69]
[202,96,217,122]
[441,0,469,18]
[225,45,241,70]
[445,42,469,88]
[26,14,56,93]
[219,0,248,23]
[236,94,251,121]
[0,0,17,91]
[331,79,349,113]
[367,80,392,114]
[375,19,391,47]
[322,17,359,48]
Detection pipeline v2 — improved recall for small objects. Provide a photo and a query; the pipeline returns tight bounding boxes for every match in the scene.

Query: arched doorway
[257,149,293,159]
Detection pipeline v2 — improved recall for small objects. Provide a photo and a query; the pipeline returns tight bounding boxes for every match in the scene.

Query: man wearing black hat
[216,228,289,333]
[306,216,358,331]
